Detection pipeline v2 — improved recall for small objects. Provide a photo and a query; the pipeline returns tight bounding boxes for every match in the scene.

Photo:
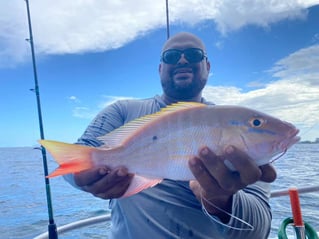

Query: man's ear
[206,60,211,72]
[158,63,162,74]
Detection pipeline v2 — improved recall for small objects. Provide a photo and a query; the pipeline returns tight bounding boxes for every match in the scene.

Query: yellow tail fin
[38,140,94,178]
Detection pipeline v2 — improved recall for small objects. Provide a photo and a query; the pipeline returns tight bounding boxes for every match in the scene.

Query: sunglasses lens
[184,48,204,63]
[162,50,181,64]
[162,48,205,64]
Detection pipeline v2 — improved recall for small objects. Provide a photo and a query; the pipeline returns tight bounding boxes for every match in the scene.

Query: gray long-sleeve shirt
[65,95,272,239]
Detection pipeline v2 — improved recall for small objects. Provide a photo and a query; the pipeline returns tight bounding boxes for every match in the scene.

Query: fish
[39,102,300,197]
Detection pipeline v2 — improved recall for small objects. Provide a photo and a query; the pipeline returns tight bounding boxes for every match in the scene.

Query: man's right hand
[74,166,134,199]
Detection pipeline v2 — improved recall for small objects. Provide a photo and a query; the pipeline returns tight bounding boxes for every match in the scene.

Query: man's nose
[177,53,188,64]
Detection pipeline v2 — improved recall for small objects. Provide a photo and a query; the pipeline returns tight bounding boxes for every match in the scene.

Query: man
[65,32,276,238]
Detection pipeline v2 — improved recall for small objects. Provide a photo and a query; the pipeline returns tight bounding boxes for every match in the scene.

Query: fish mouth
[270,128,300,163]
[279,128,300,150]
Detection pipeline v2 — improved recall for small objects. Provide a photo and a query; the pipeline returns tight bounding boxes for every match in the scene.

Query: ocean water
[0,144,318,239]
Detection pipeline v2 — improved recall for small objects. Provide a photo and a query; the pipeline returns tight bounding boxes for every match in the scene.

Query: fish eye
[249,117,265,128]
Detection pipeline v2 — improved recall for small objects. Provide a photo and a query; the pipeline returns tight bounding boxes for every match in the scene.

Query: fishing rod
[276,187,319,239]
[24,0,58,238]
[165,0,170,39]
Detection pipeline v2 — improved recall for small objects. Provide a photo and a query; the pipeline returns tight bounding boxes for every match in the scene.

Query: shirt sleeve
[63,97,162,189]
[63,101,127,188]
[76,102,126,147]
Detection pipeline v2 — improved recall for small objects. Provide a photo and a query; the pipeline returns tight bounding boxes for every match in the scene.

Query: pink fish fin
[97,102,206,148]
[121,174,163,198]
[38,140,95,178]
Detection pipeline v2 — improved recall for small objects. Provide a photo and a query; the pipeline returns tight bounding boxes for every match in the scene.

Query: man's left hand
[188,146,277,223]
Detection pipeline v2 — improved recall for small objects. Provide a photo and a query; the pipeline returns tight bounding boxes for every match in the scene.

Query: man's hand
[189,146,277,223]
[74,166,134,199]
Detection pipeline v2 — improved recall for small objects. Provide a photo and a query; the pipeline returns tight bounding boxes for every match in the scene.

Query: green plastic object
[278,217,319,239]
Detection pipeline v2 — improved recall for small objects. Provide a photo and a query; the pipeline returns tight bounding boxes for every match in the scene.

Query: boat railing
[33,185,319,239]
[34,214,111,239]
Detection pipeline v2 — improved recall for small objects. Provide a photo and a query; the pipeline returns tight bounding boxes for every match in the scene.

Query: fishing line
[298,123,319,141]
[200,193,254,231]
[270,149,287,163]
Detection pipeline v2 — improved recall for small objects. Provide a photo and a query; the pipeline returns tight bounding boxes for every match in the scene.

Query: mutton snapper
[39,102,300,197]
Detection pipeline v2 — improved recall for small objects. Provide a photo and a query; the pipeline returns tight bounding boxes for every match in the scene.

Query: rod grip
[289,187,304,227]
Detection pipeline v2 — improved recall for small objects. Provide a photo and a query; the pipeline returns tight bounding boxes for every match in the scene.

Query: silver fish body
[91,103,300,180]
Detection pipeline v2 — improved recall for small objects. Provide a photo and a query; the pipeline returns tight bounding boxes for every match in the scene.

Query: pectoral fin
[121,175,163,198]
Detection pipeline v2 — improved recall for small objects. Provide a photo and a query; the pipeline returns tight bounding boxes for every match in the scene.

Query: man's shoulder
[113,95,164,111]
[115,95,163,107]
[113,95,164,122]
[201,97,215,106]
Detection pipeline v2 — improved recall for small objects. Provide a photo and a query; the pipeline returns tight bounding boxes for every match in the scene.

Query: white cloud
[72,106,96,119]
[204,43,319,141]
[68,95,81,103]
[1,0,318,67]
[214,41,224,49]
[212,0,310,34]
[269,44,319,86]
[203,82,319,141]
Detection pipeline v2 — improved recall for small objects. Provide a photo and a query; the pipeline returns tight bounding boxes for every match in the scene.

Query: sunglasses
[161,48,207,64]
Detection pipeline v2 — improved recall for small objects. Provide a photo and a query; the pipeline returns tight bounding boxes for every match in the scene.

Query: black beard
[161,77,206,100]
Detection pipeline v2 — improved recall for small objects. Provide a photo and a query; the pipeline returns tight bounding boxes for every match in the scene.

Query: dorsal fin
[97,102,206,148]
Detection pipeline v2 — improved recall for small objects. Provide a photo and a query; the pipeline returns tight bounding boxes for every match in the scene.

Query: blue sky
[1,1,319,147]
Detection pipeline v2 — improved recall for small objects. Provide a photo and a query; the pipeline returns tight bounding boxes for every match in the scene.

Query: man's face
[159,34,210,101]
